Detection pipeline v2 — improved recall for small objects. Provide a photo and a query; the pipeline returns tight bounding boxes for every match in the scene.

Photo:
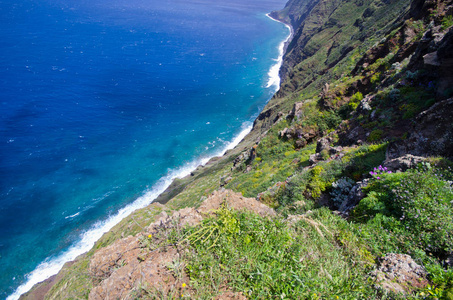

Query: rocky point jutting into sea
[20,0,453,298]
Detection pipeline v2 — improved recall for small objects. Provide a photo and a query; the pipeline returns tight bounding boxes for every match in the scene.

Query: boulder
[383,154,426,172]
[338,180,368,213]
[369,253,429,295]
[316,137,332,153]
[288,102,304,120]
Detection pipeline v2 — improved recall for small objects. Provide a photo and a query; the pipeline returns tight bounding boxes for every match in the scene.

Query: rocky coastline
[20,0,453,298]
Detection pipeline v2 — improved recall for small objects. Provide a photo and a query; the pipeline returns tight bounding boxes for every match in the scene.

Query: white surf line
[265,13,292,92]
[6,121,252,300]
[9,15,292,300]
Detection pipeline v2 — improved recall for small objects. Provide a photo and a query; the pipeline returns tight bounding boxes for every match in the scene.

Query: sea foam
[266,14,292,91]
[7,122,252,300]
[8,15,289,300]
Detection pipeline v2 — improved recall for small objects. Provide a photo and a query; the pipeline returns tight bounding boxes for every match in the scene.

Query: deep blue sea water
[0,0,289,298]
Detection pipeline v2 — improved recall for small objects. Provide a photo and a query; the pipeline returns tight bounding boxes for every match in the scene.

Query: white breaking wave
[266,14,292,91]
[8,16,290,300]
[7,121,253,300]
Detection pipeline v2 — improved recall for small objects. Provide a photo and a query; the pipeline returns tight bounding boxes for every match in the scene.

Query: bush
[442,15,453,31]
[184,208,376,299]
[353,165,453,257]
[367,129,384,142]
[348,92,364,111]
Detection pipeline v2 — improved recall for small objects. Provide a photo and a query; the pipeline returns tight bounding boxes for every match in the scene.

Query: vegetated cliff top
[21,0,453,298]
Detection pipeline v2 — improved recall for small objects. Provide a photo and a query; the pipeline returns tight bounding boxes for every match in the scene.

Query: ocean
[0,0,289,298]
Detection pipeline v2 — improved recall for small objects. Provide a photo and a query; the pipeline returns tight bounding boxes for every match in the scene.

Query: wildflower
[182,283,187,288]
[148,234,152,238]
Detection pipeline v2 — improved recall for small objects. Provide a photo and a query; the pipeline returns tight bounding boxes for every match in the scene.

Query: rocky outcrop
[309,137,343,164]
[369,253,429,294]
[269,0,320,30]
[287,101,305,120]
[86,189,275,299]
[383,154,426,171]
[337,180,369,213]
[386,98,453,159]
[423,27,453,99]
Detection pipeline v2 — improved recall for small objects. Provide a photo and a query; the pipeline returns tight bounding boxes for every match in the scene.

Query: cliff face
[21,0,453,298]
[269,0,320,30]
[274,0,411,92]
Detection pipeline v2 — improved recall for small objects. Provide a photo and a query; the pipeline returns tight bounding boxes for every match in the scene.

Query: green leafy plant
[442,15,453,31]
[367,129,384,142]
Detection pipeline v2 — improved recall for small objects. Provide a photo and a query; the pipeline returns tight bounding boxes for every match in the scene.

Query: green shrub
[348,92,364,111]
[442,15,453,30]
[183,208,376,299]
[353,165,453,257]
[367,129,384,142]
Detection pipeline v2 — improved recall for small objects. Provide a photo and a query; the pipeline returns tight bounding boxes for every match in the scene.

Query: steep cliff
[21,0,453,298]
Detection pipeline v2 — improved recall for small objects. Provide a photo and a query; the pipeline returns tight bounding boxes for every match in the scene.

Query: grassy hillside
[21,0,453,298]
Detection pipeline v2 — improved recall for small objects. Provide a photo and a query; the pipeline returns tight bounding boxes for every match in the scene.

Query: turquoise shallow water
[0,0,289,297]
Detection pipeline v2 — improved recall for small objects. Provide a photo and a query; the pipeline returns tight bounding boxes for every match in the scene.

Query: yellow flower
[148,234,152,238]
[336,296,339,299]
[182,283,186,288]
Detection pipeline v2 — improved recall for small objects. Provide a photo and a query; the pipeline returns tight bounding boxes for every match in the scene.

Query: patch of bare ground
[87,189,275,299]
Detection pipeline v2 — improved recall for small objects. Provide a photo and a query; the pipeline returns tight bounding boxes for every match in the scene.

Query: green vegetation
[442,15,453,31]
[133,159,453,299]
[352,164,453,259]
[350,164,453,298]
[34,0,453,298]
[184,207,377,299]
[164,162,452,299]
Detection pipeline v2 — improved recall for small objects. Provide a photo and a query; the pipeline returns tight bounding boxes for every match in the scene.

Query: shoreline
[8,14,291,300]
[266,13,293,62]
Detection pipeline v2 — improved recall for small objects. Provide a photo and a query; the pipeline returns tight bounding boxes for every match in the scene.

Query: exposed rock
[338,121,367,146]
[89,246,183,300]
[338,180,369,213]
[309,153,322,165]
[316,137,332,153]
[355,95,373,114]
[434,27,453,99]
[231,145,258,171]
[369,253,429,294]
[329,146,343,154]
[279,124,318,149]
[87,189,275,299]
[198,189,276,218]
[295,138,307,148]
[89,235,141,280]
[386,98,453,159]
[383,154,426,172]
[220,175,233,187]
[288,101,304,120]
